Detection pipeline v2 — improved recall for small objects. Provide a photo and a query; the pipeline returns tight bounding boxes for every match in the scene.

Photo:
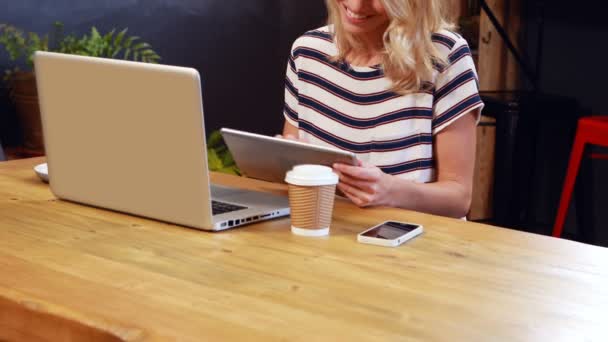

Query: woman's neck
[347,38,384,67]
[346,26,387,66]
[356,25,386,51]
[346,50,383,67]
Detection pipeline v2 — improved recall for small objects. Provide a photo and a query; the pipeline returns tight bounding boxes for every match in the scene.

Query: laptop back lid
[35,51,213,229]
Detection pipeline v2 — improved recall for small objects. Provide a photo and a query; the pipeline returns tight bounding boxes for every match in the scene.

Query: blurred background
[0,0,328,140]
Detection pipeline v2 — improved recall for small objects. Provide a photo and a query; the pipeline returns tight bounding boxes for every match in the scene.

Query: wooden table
[1,157,607,341]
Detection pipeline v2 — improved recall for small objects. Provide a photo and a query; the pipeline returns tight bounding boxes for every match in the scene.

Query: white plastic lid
[285,164,339,186]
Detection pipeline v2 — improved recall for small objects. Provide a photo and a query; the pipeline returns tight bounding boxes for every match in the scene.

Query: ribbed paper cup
[288,184,337,236]
[285,165,339,237]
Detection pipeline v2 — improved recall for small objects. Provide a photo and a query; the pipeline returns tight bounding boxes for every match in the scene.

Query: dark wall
[0,0,327,138]
[524,0,608,244]
[527,0,608,114]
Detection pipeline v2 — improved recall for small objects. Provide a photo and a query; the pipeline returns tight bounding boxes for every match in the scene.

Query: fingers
[337,182,373,207]
[334,169,378,194]
[333,163,380,181]
[332,162,393,207]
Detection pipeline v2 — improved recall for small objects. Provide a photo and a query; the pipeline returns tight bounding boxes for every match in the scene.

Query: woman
[282,0,483,218]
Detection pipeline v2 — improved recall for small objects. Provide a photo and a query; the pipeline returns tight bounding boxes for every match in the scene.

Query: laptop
[34,51,290,231]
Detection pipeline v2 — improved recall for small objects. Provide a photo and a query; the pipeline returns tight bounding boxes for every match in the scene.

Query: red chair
[553,116,608,238]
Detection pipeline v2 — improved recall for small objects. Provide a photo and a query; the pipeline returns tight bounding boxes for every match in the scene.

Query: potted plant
[206,130,240,176]
[0,22,160,155]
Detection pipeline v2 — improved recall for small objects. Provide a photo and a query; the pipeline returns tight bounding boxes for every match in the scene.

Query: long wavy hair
[326,0,455,94]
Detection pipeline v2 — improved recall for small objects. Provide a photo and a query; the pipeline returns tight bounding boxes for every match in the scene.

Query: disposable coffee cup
[285,165,339,237]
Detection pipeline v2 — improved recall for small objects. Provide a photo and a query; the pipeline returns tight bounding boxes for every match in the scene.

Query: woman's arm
[276,121,306,142]
[333,111,477,218]
[282,121,300,139]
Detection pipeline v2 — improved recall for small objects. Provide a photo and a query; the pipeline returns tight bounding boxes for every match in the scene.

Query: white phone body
[357,221,424,247]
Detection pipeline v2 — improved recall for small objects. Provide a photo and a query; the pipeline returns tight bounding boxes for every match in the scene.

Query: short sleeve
[432,38,484,134]
[283,46,299,128]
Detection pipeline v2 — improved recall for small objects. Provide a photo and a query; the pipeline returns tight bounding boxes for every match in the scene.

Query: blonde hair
[326,0,455,94]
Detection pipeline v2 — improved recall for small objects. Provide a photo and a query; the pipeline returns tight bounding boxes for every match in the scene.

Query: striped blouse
[283,26,484,183]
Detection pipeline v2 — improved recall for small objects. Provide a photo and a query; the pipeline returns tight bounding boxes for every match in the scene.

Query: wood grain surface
[1,157,607,341]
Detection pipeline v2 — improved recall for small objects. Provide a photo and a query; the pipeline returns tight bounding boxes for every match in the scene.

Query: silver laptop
[34,51,289,231]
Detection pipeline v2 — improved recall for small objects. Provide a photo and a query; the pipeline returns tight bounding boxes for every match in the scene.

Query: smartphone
[357,221,423,247]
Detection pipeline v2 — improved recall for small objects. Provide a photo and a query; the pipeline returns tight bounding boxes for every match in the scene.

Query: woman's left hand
[333,161,395,207]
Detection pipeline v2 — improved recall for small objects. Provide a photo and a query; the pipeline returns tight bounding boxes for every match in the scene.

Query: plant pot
[8,72,44,154]
[0,85,18,146]
[9,71,38,97]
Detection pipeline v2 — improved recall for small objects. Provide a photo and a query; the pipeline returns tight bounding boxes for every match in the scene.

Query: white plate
[34,163,49,183]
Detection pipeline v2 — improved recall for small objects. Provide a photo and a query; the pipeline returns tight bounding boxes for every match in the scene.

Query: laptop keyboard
[212,200,247,215]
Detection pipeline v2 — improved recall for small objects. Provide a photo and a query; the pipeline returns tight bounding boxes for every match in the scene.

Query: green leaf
[220,149,235,167]
[0,23,161,70]
[207,148,223,171]
[214,145,227,154]
[131,42,150,51]
[204,129,240,175]
[114,28,127,49]
[123,36,139,48]
[103,29,115,43]
[142,49,160,63]
[218,166,240,176]
[148,55,161,63]
[50,21,64,49]
[207,130,223,148]
[111,46,123,59]
[101,29,115,56]
[140,49,156,56]
[41,35,49,51]
[91,27,101,41]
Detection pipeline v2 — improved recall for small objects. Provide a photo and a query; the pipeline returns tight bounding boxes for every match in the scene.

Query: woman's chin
[341,18,387,37]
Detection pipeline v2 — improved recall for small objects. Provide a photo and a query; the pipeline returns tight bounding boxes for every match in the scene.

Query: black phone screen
[361,221,419,240]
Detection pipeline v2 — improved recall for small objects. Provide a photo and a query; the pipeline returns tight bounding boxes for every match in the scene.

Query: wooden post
[447,0,469,22]
[469,116,496,221]
[478,0,521,91]
[469,0,521,220]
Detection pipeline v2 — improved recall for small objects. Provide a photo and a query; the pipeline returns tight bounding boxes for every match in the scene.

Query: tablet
[221,128,358,183]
